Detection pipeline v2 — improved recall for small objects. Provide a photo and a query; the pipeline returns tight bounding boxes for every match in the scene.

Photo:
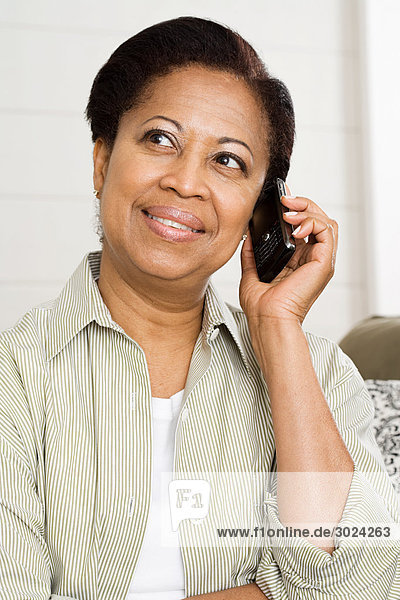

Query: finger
[291,215,336,250]
[283,210,332,227]
[281,194,333,224]
[282,201,338,251]
[286,211,338,256]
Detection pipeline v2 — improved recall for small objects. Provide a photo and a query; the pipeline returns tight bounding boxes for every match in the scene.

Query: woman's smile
[141,208,206,242]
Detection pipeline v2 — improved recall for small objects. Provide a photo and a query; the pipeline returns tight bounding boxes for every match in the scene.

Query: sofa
[338,315,400,495]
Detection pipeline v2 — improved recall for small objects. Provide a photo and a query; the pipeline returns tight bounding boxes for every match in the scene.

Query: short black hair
[84,16,296,244]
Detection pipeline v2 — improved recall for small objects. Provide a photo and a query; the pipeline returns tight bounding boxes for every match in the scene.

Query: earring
[242,234,247,240]
[93,189,99,197]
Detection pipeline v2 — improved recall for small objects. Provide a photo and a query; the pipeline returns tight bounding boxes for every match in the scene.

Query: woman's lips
[141,210,205,242]
[143,205,205,231]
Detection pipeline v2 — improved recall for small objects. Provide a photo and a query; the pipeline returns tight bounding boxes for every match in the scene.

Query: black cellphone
[248,177,296,283]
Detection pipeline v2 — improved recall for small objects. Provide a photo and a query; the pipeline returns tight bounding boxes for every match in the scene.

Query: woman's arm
[236,191,399,596]
[239,189,353,554]
[249,316,354,553]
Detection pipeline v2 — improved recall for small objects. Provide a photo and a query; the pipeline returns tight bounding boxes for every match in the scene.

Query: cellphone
[248,177,296,283]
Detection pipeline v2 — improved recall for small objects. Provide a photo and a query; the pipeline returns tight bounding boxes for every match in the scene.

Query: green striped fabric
[0,250,399,600]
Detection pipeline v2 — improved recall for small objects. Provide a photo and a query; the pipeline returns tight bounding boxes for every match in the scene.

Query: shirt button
[210,327,220,341]
[131,392,136,410]
[181,406,190,423]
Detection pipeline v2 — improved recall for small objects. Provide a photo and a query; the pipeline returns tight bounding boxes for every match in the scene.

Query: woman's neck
[96,247,207,353]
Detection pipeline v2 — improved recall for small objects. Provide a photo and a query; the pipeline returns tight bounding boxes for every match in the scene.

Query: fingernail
[292,225,301,235]
[285,211,298,216]
[282,195,296,200]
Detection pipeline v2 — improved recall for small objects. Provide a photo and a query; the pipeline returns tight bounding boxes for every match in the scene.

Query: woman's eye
[142,130,246,173]
[217,154,246,172]
[144,130,174,147]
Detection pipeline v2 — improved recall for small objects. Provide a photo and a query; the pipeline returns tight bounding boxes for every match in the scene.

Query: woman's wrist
[248,315,305,377]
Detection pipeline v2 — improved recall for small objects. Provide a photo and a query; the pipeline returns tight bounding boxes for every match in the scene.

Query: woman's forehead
[142,65,262,112]
[122,66,267,149]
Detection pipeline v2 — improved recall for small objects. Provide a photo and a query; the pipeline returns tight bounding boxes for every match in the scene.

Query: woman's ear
[93,138,110,193]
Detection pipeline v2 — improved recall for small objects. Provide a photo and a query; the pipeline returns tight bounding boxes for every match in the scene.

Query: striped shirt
[0,249,399,600]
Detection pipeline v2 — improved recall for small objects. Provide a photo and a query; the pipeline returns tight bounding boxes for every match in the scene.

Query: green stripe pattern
[0,250,399,600]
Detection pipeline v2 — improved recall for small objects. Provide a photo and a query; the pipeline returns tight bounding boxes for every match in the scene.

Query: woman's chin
[130,255,206,283]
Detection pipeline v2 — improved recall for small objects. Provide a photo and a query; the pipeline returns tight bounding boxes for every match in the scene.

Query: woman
[0,16,399,600]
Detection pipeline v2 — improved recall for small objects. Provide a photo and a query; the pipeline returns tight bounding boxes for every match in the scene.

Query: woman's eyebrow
[141,115,254,159]
[218,136,254,159]
[142,115,183,131]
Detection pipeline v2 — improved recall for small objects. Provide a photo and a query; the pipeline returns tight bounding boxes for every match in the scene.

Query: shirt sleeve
[254,336,400,599]
[0,334,78,600]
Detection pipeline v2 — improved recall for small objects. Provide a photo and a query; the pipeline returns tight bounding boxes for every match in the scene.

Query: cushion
[339,316,400,380]
[365,379,400,496]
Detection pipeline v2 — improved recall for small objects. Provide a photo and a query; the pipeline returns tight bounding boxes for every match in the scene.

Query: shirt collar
[45,250,252,376]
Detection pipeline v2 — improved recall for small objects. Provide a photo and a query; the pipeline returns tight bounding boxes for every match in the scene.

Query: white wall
[0,0,367,342]
[358,0,400,317]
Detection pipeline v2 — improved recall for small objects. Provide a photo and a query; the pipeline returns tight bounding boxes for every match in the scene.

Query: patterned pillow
[365,379,400,495]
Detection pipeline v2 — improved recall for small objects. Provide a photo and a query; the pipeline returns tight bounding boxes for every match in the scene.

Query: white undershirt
[126,389,186,600]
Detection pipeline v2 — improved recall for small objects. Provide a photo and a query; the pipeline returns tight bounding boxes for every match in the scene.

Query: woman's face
[93,64,270,283]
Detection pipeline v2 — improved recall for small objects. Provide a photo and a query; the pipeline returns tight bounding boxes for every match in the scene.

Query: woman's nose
[158,150,210,200]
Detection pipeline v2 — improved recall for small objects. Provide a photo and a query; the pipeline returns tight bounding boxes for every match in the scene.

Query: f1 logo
[169,480,211,530]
